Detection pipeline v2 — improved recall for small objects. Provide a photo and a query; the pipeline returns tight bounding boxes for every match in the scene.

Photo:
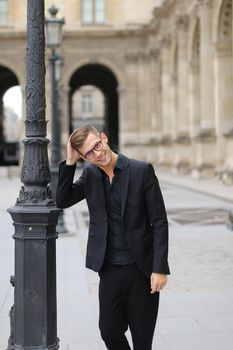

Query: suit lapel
[95,166,106,211]
[120,156,130,217]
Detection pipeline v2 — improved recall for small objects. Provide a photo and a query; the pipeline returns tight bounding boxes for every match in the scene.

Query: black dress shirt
[101,153,134,265]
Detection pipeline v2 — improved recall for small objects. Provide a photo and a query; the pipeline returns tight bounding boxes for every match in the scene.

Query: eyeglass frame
[78,136,104,159]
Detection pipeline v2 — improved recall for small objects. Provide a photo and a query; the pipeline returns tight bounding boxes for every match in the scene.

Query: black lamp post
[7,1,61,349]
[45,5,67,233]
[45,5,64,199]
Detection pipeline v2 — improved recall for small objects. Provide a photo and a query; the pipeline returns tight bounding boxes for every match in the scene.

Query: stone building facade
[0,0,232,184]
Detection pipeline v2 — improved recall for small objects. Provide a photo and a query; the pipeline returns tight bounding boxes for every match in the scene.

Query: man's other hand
[150,273,167,293]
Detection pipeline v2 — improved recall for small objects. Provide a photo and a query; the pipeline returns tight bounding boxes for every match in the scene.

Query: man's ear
[101,132,108,143]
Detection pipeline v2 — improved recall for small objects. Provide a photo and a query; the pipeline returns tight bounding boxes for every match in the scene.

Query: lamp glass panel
[46,21,62,47]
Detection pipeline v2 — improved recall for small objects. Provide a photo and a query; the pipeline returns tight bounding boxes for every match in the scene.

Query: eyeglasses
[81,140,103,159]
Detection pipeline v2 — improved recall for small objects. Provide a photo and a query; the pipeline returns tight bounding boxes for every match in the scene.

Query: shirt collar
[114,152,123,170]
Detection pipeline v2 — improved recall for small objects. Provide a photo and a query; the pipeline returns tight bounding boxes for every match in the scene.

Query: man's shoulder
[122,153,150,170]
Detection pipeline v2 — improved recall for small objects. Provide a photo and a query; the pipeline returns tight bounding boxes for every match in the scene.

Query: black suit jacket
[56,154,170,278]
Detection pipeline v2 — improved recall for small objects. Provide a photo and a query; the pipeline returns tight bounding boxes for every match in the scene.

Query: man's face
[78,132,113,167]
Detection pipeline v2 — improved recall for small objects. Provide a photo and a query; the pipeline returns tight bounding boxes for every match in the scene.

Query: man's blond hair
[69,124,99,151]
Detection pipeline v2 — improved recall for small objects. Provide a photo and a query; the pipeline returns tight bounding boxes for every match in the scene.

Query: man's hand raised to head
[66,138,81,166]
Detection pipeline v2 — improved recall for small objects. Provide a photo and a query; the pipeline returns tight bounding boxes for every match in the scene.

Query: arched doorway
[0,65,21,165]
[69,64,119,149]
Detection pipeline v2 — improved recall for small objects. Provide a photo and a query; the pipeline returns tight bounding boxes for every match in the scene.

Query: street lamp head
[48,4,59,17]
[45,5,65,49]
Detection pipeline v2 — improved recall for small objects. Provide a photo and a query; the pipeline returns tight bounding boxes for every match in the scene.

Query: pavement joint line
[160,179,233,204]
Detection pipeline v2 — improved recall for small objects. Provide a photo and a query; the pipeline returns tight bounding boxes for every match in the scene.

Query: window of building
[0,0,8,26]
[82,0,105,25]
[81,94,93,114]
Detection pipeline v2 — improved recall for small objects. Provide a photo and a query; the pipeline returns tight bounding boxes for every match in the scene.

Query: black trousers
[98,263,159,350]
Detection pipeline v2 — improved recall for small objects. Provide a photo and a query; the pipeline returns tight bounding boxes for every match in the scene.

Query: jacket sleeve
[144,163,170,274]
[56,161,86,209]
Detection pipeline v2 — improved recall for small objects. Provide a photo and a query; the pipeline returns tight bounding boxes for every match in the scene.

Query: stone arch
[63,57,126,92]
[0,60,24,87]
[0,64,20,165]
[68,63,119,149]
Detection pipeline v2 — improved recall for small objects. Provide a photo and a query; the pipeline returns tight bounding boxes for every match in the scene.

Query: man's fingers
[150,273,167,293]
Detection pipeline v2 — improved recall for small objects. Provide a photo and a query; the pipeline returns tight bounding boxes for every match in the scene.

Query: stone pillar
[170,43,178,142]
[189,61,201,177]
[174,15,191,173]
[159,36,172,169]
[146,48,161,164]
[193,0,216,178]
[117,84,126,151]
[214,0,233,184]
[199,0,215,132]
[137,52,150,146]
[122,53,140,156]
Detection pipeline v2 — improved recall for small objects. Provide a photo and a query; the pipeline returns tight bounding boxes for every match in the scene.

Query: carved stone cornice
[148,48,160,61]
[174,132,191,144]
[137,51,149,62]
[124,53,139,63]
[160,34,172,48]
[176,15,189,31]
[160,135,172,145]
[195,128,216,142]
[197,0,213,8]
[223,128,233,138]
[125,51,150,63]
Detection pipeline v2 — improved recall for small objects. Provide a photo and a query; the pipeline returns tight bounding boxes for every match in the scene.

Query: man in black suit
[56,124,170,350]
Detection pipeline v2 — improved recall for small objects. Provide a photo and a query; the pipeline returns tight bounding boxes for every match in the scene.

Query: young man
[56,124,170,350]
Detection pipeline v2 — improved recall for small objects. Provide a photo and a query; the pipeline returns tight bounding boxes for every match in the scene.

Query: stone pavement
[0,169,233,350]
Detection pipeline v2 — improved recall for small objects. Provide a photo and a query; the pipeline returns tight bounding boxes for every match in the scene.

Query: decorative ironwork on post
[45,5,67,233]
[7,1,60,349]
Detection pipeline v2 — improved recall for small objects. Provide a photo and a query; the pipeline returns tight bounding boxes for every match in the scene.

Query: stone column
[117,84,126,151]
[176,15,190,138]
[174,15,191,173]
[189,61,201,177]
[122,53,140,157]
[190,0,216,178]
[137,52,150,146]
[170,43,178,142]
[214,0,233,184]
[159,36,172,169]
[199,0,215,132]
[146,48,161,164]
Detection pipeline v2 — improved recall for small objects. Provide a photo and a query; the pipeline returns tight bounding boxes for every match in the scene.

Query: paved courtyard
[0,171,233,350]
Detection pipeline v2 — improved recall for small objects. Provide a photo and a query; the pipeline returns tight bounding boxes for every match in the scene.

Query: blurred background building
[0,0,232,184]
